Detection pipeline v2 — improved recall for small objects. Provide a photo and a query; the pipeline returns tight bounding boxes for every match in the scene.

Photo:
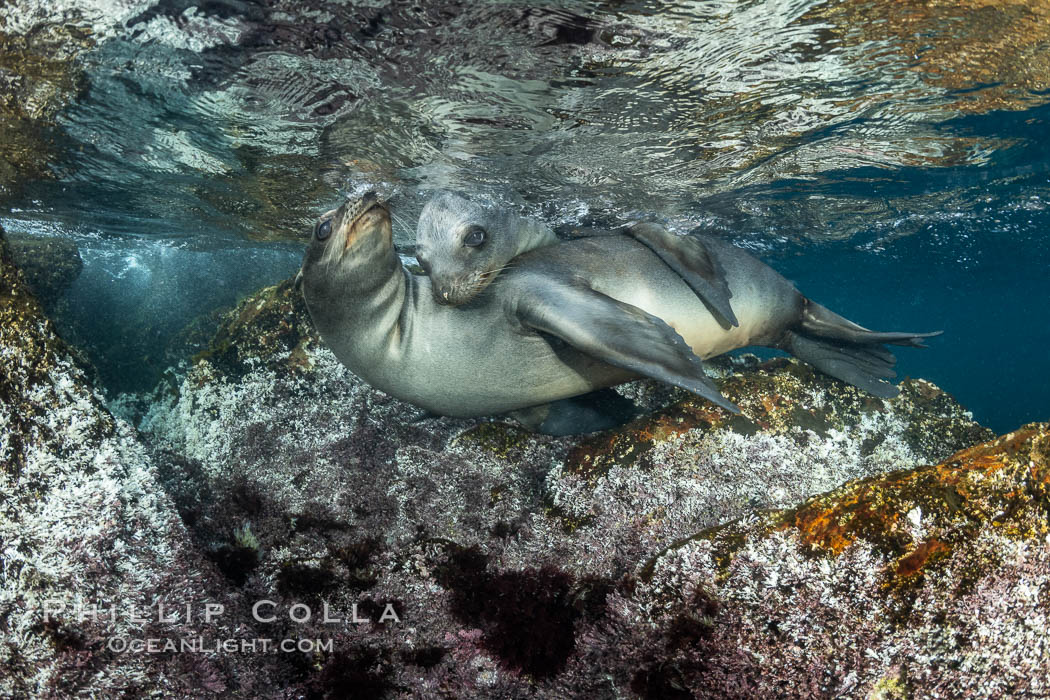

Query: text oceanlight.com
[107,637,336,654]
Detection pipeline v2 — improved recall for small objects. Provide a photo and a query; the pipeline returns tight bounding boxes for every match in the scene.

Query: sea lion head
[298,191,397,308]
[414,192,555,306]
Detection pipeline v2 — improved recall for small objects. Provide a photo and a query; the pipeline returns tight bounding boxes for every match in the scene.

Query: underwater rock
[126,274,1009,696]
[617,423,1050,697]
[4,233,83,307]
[0,228,298,697]
[190,277,316,379]
[0,20,94,193]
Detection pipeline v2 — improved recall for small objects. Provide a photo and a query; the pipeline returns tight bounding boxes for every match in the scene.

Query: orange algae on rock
[890,537,950,581]
[633,424,1050,696]
[563,355,990,485]
[779,425,1048,559]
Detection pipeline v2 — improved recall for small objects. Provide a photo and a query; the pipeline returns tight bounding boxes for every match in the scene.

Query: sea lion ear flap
[625,223,739,329]
[513,277,740,414]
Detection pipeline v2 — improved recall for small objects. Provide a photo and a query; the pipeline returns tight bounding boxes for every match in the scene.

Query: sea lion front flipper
[515,278,740,414]
[625,223,739,328]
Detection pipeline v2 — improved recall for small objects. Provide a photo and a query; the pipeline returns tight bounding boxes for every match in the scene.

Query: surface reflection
[2,0,1049,243]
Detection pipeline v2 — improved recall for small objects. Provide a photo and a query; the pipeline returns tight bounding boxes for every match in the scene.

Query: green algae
[192,277,316,378]
[563,356,990,484]
[450,421,534,458]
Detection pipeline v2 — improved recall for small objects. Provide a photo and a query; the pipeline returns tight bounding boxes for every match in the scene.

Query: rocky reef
[4,264,1047,697]
[0,228,296,697]
[4,233,83,308]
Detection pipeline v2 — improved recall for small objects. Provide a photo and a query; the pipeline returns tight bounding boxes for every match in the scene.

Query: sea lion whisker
[390,210,412,235]
[484,263,518,277]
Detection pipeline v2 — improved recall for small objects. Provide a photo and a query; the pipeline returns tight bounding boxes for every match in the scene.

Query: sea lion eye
[316,219,333,240]
[463,226,486,248]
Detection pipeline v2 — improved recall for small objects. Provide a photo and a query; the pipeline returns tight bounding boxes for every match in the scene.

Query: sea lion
[415,192,739,326]
[298,192,938,428]
[414,192,559,306]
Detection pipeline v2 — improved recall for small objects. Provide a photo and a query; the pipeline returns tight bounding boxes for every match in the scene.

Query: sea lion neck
[300,200,407,353]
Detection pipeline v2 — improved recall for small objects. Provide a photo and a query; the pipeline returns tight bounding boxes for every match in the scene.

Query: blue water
[737,103,1050,433]
[2,0,1048,432]
[1,216,303,392]
[777,227,1050,435]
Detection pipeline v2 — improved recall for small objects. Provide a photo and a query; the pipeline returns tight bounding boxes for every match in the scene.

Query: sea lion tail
[782,299,942,398]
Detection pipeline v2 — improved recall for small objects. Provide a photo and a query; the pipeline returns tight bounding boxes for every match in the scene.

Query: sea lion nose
[434,287,451,305]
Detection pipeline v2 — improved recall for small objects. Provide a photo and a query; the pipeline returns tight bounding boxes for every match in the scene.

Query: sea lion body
[300,194,935,420]
[511,235,796,359]
[308,240,636,417]
[340,237,787,416]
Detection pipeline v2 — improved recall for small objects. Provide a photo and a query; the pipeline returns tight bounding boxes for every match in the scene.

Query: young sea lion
[298,193,938,433]
[414,192,738,327]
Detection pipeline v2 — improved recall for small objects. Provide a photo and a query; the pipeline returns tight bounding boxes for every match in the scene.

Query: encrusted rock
[4,233,83,307]
[0,227,296,697]
[125,274,1019,697]
[190,277,316,379]
[626,423,1050,697]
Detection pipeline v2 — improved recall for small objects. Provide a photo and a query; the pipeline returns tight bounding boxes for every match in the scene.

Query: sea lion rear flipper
[783,331,902,398]
[799,299,942,347]
[515,278,740,414]
[784,298,943,398]
[626,223,739,328]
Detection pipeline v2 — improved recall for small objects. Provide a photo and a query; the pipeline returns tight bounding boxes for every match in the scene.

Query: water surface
[2,0,1048,431]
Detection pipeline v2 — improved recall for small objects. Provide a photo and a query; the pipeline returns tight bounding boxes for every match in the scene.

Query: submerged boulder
[0,228,297,697]
[620,423,1050,697]
[4,233,83,307]
[127,276,1030,697]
